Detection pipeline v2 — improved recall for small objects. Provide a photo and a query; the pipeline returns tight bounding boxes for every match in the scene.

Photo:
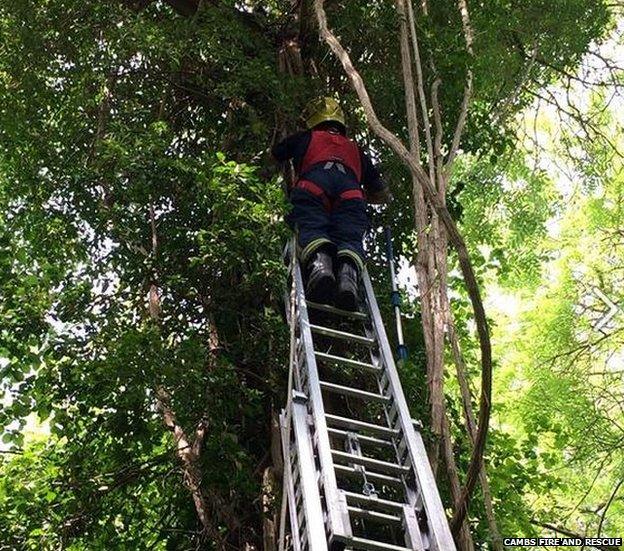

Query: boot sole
[306,274,336,305]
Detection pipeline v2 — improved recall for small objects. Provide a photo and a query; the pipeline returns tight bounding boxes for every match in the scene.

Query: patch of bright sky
[521,19,624,218]
[0,380,50,452]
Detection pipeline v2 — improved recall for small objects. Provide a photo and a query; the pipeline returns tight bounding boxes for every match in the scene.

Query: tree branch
[155,387,218,542]
[396,0,421,159]
[491,40,538,127]
[444,0,474,170]
[597,477,624,536]
[447,310,503,550]
[147,200,219,541]
[405,0,435,179]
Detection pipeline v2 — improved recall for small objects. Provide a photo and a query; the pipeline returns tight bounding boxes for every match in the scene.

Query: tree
[0,0,618,548]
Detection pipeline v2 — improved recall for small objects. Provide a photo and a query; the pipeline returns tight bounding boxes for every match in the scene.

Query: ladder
[279,240,457,551]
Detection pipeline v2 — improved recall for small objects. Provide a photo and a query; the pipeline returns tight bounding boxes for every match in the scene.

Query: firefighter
[272,97,390,310]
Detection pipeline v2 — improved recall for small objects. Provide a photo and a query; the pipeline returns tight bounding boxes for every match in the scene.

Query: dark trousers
[289,165,368,270]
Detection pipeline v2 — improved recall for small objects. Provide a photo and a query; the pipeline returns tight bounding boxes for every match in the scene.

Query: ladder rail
[361,268,456,551]
[279,249,301,551]
[293,258,352,541]
[280,409,303,551]
[291,391,328,551]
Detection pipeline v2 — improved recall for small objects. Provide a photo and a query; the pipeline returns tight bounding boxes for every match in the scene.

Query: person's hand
[366,187,393,204]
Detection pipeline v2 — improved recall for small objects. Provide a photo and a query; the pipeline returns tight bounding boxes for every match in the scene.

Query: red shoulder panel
[300,130,362,182]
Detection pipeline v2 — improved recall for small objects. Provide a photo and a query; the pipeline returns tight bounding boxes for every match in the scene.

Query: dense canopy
[0,1,622,549]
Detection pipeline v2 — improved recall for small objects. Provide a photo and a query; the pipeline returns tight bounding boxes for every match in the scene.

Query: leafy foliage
[0,0,619,548]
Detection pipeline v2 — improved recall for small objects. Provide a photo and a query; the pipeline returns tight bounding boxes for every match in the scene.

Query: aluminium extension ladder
[278,240,456,551]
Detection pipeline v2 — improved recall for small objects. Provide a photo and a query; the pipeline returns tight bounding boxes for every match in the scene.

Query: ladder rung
[347,535,412,551]
[320,381,389,403]
[334,464,403,487]
[315,351,380,372]
[347,506,402,524]
[332,450,410,476]
[325,414,399,438]
[327,427,394,448]
[306,300,368,320]
[310,324,376,346]
[344,490,407,512]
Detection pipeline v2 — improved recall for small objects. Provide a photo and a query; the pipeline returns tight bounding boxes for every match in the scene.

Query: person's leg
[290,182,335,303]
[329,188,369,310]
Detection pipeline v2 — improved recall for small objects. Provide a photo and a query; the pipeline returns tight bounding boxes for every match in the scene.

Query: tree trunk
[441,414,475,551]
[394,4,475,547]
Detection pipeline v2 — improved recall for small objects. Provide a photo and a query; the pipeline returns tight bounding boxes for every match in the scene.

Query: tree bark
[155,387,214,535]
[262,467,278,551]
[394,5,477,548]
[147,202,221,542]
[441,415,475,551]
[91,96,218,537]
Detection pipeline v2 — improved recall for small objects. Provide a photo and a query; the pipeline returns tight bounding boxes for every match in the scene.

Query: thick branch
[148,202,161,320]
[491,41,538,127]
[147,202,219,539]
[396,0,421,158]
[398,0,444,475]
[442,414,475,551]
[405,0,435,178]
[155,387,215,537]
[448,312,503,550]
[262,467,278,551]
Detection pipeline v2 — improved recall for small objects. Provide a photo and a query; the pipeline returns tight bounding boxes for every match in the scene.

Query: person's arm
[360,150,391,204]
[271,131,310,163]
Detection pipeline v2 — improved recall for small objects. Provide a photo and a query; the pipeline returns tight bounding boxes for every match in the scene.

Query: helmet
[303,96,345,129]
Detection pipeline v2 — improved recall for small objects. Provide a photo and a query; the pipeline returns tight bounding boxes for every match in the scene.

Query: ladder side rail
[361,268,457,551]
[294,340,306,394]
[280,409,304,551]
[293,259,352,540]
[291,392,329,551]
[403,483,427,549]
[402,504,426,551]
[279,266,301,551]
[280,252,303,551]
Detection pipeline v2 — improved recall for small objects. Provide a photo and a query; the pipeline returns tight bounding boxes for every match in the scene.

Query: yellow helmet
[303,96,345,129]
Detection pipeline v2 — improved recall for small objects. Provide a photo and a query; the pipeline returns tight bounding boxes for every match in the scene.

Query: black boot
[305,249,335,304]
[335,257,360,311]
